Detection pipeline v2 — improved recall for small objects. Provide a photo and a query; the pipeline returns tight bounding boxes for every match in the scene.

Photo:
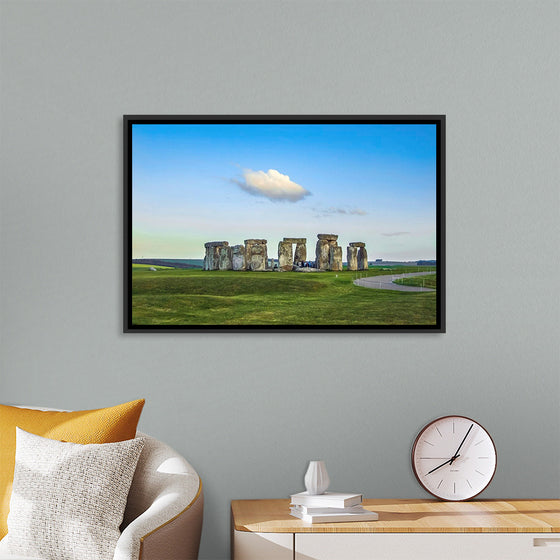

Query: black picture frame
[124,115,445,332]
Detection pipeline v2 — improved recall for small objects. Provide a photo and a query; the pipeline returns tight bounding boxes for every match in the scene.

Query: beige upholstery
[0,421,203,560]
[117,432,203,560]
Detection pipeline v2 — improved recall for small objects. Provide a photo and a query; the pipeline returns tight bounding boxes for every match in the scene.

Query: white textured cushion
[0,556,44,559]
[2,428,144,560]
[0,556,45,559]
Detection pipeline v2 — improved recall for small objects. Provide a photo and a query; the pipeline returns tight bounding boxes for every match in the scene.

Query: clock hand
[426,455,460,475]
[449,423,473,464]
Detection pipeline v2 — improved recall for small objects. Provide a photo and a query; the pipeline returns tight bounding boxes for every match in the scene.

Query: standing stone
[261,242,269,271]
[315,239,331,270]
[245,239,268,271]
[357,246,368,270]
[203,245,213,271]
[204,241,228,270]
[293,242,307,265]
[232,245,246,271]
[244,239,256,270]
[347,246,358,271]
[249,243,267,271]
[218,245,232,270]
[329,246,343,271]
[278,241,293,271]
[244,240,254,266]
[316,234,339,270]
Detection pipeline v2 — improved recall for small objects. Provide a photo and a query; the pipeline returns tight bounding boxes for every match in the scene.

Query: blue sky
[132,123,437,260]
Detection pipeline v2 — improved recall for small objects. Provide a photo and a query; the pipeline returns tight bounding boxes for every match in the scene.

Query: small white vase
[304,460,330,495]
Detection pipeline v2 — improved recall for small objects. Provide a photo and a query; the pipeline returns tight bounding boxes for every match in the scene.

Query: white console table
[231,498,560,560]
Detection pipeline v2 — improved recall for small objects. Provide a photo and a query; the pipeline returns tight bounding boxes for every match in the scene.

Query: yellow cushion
[0,398,145,538]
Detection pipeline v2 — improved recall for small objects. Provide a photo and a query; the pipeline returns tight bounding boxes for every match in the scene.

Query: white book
[290,491,363,508]
[290,506,378,524]
[291,504,365,514]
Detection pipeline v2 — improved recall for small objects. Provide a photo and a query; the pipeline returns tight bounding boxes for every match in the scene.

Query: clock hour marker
[453,483,456,494]
[466,479,472,489]
[437,479,443,489]
[436,427,443,438]
[474,439,485,446]
[452,421,455,433]
[423,440,435,446]
[478,457,489,459]
[475,469,485,476]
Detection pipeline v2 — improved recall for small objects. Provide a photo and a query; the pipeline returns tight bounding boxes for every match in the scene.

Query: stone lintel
[349,242,365,247]
[205,241,229,247]
[317,233,338,240]
[244,239,267,244]
[283,237,306,244]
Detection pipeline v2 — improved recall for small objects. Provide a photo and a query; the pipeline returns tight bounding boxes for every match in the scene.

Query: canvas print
[124,116,445,332]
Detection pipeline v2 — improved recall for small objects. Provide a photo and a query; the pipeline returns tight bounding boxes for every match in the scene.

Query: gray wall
[1,1,558,558]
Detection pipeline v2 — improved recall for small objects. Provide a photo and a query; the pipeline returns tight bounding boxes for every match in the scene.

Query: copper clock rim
[411,415,498,502]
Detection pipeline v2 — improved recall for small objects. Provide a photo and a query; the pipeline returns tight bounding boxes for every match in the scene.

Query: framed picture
[124,115,445,332]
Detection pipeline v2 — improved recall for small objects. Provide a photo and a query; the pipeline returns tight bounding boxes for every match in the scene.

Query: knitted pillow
[0,398,145,537]
[3,428,144,560]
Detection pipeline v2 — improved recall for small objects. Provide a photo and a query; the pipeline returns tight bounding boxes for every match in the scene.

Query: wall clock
[411,415,497,501]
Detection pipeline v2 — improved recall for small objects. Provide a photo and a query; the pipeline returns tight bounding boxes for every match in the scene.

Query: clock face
[412,416,497,501]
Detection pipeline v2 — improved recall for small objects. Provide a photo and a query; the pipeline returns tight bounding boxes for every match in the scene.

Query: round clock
[411,415,497,501]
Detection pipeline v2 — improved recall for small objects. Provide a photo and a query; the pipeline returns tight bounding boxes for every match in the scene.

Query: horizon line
[132,257,437,263]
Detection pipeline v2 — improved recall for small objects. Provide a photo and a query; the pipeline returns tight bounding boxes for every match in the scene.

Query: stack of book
[289,491,378,523]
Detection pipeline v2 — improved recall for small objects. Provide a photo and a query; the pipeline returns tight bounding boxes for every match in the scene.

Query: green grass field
[131,265,437,326]
[394,273,437,290]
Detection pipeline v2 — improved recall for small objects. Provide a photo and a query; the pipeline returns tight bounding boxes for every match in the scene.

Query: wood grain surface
[231,499,560,533]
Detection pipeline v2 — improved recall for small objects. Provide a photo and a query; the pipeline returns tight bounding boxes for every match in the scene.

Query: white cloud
[381,231,411,237]
[233,168,311,202]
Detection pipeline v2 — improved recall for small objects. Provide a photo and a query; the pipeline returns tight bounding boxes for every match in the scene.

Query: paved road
[354,271,435,292]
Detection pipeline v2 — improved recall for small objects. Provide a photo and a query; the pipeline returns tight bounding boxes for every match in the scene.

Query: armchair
[0,429,203,560]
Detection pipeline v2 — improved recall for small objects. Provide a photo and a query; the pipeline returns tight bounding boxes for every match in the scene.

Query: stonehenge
[278,241,294,271]
[279,237,307,271]
[203,241,228,270]
[329,246,343,271]
[218,245,232,271]
[347,242,368,271]
[347,246,358,271]
[315,240,330,270]
[244,239,268,271]
[357,246,368,270]
[285,238,307,265]
[294,242,307,263]
[203,235,368,272]
[204,239,269,271]
[231,245,246,271]
[315,234,343,271]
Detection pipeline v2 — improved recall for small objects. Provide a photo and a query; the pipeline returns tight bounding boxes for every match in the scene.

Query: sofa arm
[114,432,203,560]
[114,483,203,560]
